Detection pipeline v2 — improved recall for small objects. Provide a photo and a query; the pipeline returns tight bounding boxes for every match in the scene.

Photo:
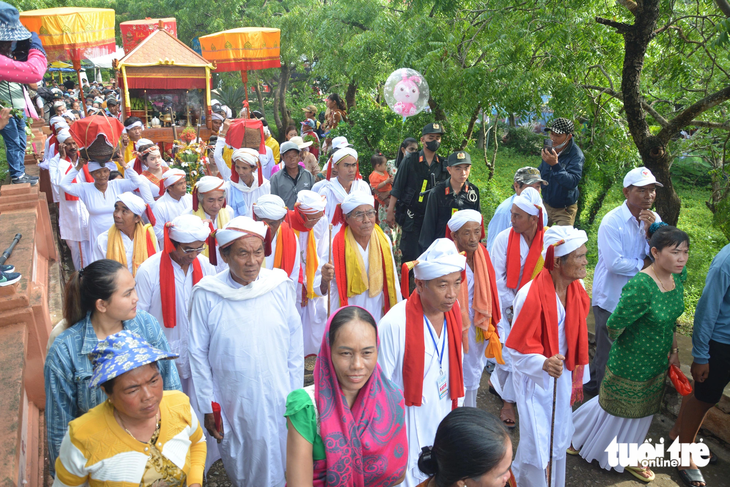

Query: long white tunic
[507,280,590,487]
[489,227,530,402]
[463,264,489,391]
[188,268,303,487]
[213,137,272,218]
[60,166,142,264]
[294,218,330,356]
[191,207,234,273]
[378,300,458,487]
[263,226,301,283]
[53,158,90,243]
[152,192,193,245]
[329,233,402,323]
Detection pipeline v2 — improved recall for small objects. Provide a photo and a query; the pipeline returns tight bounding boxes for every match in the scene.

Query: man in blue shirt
[670,243,730,486]
[538,118,584,226]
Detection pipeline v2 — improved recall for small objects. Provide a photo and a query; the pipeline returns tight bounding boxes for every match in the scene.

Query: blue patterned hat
[89,330,178,389]
[0,2,31,42]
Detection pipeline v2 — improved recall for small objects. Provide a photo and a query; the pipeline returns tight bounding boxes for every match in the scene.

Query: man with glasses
[330,192,402,322]
[538,117,585,226]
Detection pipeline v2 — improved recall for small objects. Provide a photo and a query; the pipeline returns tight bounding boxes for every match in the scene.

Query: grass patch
[467,147,729,335]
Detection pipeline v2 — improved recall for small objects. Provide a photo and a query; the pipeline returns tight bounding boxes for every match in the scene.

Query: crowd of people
[2,4,728,487]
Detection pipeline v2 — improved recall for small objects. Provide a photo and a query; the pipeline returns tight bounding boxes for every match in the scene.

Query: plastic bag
[669,364,692,396]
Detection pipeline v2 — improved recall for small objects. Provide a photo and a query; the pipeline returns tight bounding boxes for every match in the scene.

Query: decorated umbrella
[19,7,116,114]
[199,27,280,118]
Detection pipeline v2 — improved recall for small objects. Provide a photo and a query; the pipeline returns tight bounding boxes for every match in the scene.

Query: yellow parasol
[199,27,280,117]
[19,7,116,113]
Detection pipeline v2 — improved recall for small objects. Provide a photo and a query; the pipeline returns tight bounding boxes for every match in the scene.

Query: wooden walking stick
[327,223,333,318]
[547,376,558,487]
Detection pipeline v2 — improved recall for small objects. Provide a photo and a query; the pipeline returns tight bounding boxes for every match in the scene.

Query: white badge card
[437,370,448,400]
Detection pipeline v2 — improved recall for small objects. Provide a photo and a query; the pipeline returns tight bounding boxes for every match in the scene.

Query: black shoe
[0,264,15,273]
[0,271,21,286]
[11,174,38,185]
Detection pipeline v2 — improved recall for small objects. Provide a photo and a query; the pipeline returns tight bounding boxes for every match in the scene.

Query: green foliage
[502,126,544,157]
[671,156,714,186]
[212,86,247,114]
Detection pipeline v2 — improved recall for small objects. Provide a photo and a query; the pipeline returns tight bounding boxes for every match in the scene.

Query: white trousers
[512,455,566,487]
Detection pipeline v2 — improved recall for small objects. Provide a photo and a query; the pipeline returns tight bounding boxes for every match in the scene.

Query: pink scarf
[314,306,408,487]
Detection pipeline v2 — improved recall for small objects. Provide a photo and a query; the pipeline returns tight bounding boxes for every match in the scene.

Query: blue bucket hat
[0,2,31,42]
[89,330,178,389]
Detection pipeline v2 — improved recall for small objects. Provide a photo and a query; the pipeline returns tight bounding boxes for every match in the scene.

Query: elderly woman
[571,225,690,483]
[45,259,181,477]
[417,408,514,487]
[53,330,205,486]
[330,192,402,322]
[94,192,159,276]
[285,306,408,487]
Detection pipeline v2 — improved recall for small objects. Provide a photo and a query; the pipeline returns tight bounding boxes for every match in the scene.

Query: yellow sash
[223,147,234,169]
[192,207,231,258]
[344,225,397,302]
[106,223,157,276]
[294,229,320,299]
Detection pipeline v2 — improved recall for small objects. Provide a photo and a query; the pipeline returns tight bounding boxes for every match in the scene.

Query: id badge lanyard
[425,316,449,399]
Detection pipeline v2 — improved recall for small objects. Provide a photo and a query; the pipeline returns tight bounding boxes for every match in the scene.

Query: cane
[0,234,22,267]
[547,376,558,487]
[326,223,333,318]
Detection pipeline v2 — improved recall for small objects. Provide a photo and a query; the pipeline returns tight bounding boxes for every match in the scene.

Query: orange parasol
[19,7,116,114]
[199,27,281,117]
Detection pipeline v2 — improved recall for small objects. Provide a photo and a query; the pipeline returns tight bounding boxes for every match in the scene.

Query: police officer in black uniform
[418,150,480,253]
[386,123,449,264]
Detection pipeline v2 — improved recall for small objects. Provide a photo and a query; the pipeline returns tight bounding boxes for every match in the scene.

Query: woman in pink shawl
[285,306,408,486]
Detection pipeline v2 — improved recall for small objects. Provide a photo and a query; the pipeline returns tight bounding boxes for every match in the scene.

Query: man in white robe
[316,147,371,233]
[135,214,220,471]
[329,192,402,322]
[190,175,234,273]
[490,187,545,428]
[378,239,466,487]
[505,226,590,487]
[213,139,270,218]
[152,169,193,246]
[189,216,303,487]
[52,129,90,270]
[287,190,334,356]
[253,194,301,283]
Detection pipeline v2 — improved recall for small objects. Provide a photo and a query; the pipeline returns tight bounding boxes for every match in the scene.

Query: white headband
[543,226,588,258]
[513,187,543,216]
[342,191,374,214]
[296,190,326,214]
[162,169,186,188]
[447,209,482,233]
[168,214,210,243]
[116,192,146,216]
[232,148,259,167]
[253,194,288,220]
[333,147,358,165]
[216,216,268,248]
[414,239,466,280]
[87,161,117,172]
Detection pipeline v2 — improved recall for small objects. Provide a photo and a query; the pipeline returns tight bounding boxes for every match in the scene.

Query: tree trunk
[271,64,293,142]
[345,81,358,109]
[508,113,516,127]
[460,104,481,150]
[254,81,266,119]
[428,96,447,122]
[614,0,682,224]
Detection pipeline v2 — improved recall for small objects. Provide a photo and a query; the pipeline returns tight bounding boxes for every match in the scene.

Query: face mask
[425,139,440,152]
[553,136,570,151]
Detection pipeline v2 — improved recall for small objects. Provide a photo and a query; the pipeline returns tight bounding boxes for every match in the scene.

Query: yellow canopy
[199,27,281,73]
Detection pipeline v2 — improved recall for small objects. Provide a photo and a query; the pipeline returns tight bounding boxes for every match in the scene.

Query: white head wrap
[167,214,211,243]
[253,194,288,220]
[263,125,271,137]
[332,147,358,165]
[296,190,326,214]
[211,112,226,122]
[123,120,144,133]
[115,192,147,216]
[341,191,374,214]
[512,186,543,216]
[87,161,117,172]
[216,216,268,248]
[331,136,351,150]
[413,238,466,280]
[232,148,259,167]
[52,100,66,109]
[161,169,186,188]
[195,176,226,194]
[56,129,72,144]
[543,226,588,258]
[447,209,482,233]
[136,138,154,148]
[50,117,69,132]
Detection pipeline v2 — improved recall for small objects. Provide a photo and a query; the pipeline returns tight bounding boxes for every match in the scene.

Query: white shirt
[136,252,216,379]
[53,158,90,242]
[95,229,134,272]
[592,201,660,312]
[378,300,458,487]
[152,192,193,245]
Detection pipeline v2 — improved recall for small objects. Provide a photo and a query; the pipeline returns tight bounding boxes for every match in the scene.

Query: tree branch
[595,16,633,34]
[657,85,730,141]
[340,20,368,31]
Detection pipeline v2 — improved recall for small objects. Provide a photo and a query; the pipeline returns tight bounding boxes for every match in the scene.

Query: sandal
[678,467,706,487]
[566,445,580,456]
[701,446,718,465]
[626,465,655,483]
[500,404,517,430]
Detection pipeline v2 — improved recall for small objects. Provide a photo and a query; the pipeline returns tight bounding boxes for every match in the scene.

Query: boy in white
[378,239,466,487]
[151,169,193,246]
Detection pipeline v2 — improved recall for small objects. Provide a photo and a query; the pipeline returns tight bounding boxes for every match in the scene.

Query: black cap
[447,151,472,167]
[105,97,119,106]
[422,122,445,135]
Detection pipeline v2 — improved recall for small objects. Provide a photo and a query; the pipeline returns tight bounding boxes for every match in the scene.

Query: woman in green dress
[571,224,689,483]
